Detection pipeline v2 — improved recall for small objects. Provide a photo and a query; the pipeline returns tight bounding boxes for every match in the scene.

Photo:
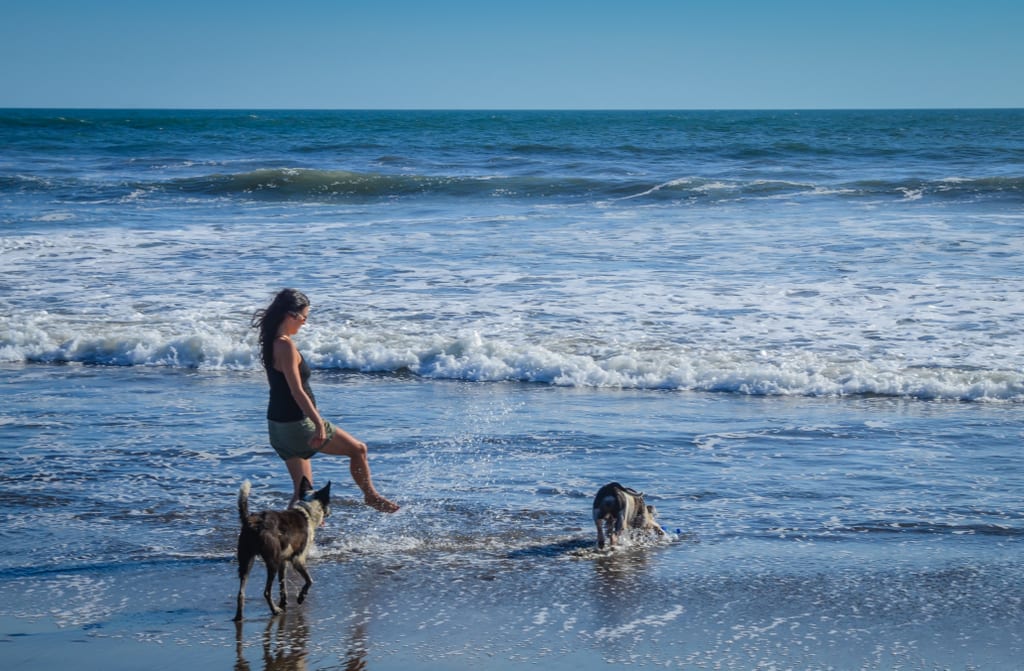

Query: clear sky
[2,0,1022,109]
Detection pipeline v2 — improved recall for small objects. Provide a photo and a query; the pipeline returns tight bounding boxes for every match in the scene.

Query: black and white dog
[592,482,665,549]
[233,478,331,621]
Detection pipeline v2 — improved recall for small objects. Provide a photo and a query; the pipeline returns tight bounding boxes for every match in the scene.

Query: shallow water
[2,365,1021,668]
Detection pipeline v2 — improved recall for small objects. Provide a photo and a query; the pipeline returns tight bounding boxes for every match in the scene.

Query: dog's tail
[238,480,251,526]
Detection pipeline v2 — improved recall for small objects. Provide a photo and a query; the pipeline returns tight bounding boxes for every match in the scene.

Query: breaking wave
[3,325,1021,402]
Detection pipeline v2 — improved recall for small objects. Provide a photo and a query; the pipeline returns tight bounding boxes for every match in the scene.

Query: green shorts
[267,418,336,460]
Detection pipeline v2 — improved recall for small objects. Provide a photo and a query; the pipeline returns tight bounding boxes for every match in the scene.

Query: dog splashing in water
[592,482,665,549]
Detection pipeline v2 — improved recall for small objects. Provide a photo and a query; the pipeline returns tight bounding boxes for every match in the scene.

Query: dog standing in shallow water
[592,482,665,549]
[234,478,331,621]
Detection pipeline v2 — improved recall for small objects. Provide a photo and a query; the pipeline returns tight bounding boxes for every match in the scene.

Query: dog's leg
[263,563,282,616]
[595,519,606,549]
[293,560,313,604]
[612,511,626,547]
[276,564,289,612]
[234,553,255,621]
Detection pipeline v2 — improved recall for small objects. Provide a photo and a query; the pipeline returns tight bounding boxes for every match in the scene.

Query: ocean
[1,109,1023,669]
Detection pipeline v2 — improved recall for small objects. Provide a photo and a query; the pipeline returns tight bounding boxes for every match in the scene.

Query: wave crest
[5,168,1020,205]
[172,170,1024,204]
[3,325,1021,402]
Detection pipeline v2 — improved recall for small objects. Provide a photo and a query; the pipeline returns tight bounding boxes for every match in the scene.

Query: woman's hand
[308,419,327,448]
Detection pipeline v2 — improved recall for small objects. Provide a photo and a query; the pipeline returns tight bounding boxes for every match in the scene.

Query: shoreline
[4,547,1021,671]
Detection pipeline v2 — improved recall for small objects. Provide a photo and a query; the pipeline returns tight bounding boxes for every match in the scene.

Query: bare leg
[320,426,399,512]
[285,457,314,508]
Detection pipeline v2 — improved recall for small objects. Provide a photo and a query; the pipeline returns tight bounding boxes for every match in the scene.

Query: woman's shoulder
[272,335,298,360]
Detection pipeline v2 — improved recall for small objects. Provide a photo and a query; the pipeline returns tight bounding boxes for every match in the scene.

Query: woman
[251,288,399,512]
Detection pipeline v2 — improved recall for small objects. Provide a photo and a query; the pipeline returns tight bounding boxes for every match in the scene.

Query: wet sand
[4,533,1020,671]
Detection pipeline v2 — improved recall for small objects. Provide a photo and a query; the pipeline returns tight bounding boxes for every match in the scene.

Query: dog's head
[299,477,332,522]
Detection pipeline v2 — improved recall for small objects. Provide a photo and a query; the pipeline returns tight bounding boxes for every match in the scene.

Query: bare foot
[366,494,399,513]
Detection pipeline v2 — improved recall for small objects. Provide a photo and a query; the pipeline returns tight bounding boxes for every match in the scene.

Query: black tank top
[266,352,316,422]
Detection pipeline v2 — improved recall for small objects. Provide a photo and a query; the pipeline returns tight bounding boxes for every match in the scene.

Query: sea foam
[3,319,1021,402]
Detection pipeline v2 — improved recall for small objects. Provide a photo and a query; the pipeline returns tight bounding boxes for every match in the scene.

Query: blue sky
[2,0,1022,109]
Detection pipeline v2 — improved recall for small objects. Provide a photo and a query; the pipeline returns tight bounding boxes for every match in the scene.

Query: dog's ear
[316,480,331,502]
[299,476,314,498]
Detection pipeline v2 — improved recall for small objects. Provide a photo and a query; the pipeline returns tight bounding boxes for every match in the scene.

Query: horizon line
[2,105,1023,112]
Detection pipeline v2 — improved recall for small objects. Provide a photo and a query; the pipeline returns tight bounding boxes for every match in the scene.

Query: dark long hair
[251,288,310,371]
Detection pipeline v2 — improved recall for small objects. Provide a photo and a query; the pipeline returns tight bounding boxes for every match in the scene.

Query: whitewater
[3,110,1022,403]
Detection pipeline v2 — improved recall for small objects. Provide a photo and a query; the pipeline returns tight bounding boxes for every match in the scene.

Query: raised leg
[321,428,399,512]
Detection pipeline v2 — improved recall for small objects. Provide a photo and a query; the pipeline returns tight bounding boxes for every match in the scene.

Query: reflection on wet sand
[234,609,367,671]
[590,544,654,620]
